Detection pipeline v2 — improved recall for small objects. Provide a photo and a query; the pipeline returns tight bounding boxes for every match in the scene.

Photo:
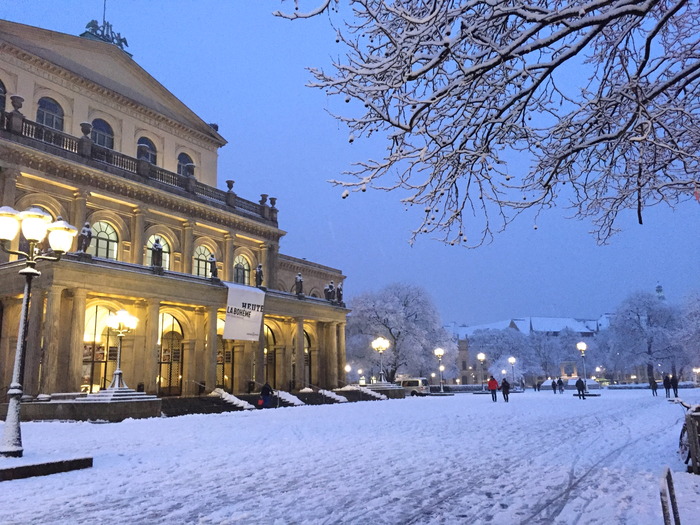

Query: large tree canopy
[277,0,700,246]
[344,282,455,381]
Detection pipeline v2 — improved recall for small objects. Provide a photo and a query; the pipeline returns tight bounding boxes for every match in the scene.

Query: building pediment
[0,19,226,147]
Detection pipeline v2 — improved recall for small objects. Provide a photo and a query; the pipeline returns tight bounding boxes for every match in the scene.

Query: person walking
[663,375,672,398]
[551,379,557,394]
[649,378,658,397]
[670,375,679,397]
[500,377,511,402]
[557,377,564,394]
[488,375,499,402]
[575,377,586,400]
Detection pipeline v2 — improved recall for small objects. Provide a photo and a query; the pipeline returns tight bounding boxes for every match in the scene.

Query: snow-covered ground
[1,389,699,524]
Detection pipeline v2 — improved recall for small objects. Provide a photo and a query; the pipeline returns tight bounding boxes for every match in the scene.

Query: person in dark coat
[649,378,658,397]
[670,375,679,397]
[260,382,274,408]
[575,377,586,399]
[551,379,557,394]
[663,375,672,398]
[487,376,499,402]
[557,377,564,394]
[500,377,511,402]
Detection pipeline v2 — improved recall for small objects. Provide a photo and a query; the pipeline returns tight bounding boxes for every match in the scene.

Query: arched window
[145,235,170,269]
[91,118,114,149]
[177,152,194,176]
[0,80,6,113]
[193,245,212,277]
[158,312,184,397]
[137,136,157,164]
[233,255,250,285]
[88,221,118,260]
[82,304,118,393]
[36,97,64,131]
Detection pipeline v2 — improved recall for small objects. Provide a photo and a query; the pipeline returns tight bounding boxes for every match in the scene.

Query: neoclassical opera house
[0,19,348,406]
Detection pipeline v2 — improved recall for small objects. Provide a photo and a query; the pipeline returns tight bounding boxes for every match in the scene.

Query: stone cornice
[0,142,283,242]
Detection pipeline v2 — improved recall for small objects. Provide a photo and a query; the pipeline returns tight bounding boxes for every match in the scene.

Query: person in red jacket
[487,376,499,402]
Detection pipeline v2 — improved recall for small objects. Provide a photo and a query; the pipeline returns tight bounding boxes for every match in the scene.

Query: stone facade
[0,20,348,401]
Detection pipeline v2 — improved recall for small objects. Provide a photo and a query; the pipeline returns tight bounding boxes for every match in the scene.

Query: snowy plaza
[1,388,699,524]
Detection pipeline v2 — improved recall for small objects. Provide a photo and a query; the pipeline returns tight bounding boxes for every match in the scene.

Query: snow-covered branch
[277,0,700,246]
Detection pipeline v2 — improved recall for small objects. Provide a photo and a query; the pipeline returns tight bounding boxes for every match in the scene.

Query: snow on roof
[449,316,600,339]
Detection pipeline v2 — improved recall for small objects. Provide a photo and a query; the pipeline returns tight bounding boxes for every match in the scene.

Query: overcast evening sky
[3,0,699,326]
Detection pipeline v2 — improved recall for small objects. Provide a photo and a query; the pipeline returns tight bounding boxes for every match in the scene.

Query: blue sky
[3,0,699,325]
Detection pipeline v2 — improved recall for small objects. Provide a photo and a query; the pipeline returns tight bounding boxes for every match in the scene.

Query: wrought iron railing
[1,111,276,223]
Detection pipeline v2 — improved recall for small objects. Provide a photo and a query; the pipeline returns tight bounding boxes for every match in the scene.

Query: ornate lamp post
[371,337,390,383]
[477,352,486,391]
[434,347,445,392]
[106,309,139,389]
[508,356,516,384]
[577,341,588,393]
[0,206,77,458]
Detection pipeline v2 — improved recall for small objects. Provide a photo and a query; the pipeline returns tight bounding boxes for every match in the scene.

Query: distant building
[0,19,348,405]
[448,316,608,385]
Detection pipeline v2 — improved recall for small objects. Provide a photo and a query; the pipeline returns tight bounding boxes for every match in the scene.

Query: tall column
[131,208,145,265]
[275,345,287,391]
[233,344,246,393]
[223,233,235,282]
[0,168,19,207]
[337,321,347,386]
[182,222,194,274]
[126,300,148,391]
[266,243,278,292]
[67,288,88,392]
[294,317,305,390]
[142,299,160,394]
[255,331,265,385]
[183,307,205,396]
[71,190,89,234]
[326,322,338,389]
[22,285,46,397]
[0,169,20,263]
[0,298,20,392]
[205,306,218,393]
[259,243,269,287]
[39,286,65,394]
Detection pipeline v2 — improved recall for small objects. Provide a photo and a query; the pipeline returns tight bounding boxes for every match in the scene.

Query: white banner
[223,282,265,341]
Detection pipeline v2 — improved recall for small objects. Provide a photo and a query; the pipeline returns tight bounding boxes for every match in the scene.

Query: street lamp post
[0,207,77,458]
[577,341,588,393]
[477,352,486,391]
[106,309,139,389]
[434,347,445,393]
[508,356,516,385]
[371,337,390,383]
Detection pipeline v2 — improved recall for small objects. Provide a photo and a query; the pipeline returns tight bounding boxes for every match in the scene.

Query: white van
[395,377,430,396]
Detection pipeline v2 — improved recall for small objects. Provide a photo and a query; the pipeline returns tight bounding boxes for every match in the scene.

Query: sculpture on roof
[83,19,129,50]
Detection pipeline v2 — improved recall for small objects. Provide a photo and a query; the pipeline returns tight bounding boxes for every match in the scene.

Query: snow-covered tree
[674,291,700,376]
[605,291,681,380]
[276,0,700,246]
[345,283,455,381]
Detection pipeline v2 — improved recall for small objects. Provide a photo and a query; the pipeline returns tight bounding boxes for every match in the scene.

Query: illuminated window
[88,221,118,260]
[233,255,250,285]
[193,245,212,277]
